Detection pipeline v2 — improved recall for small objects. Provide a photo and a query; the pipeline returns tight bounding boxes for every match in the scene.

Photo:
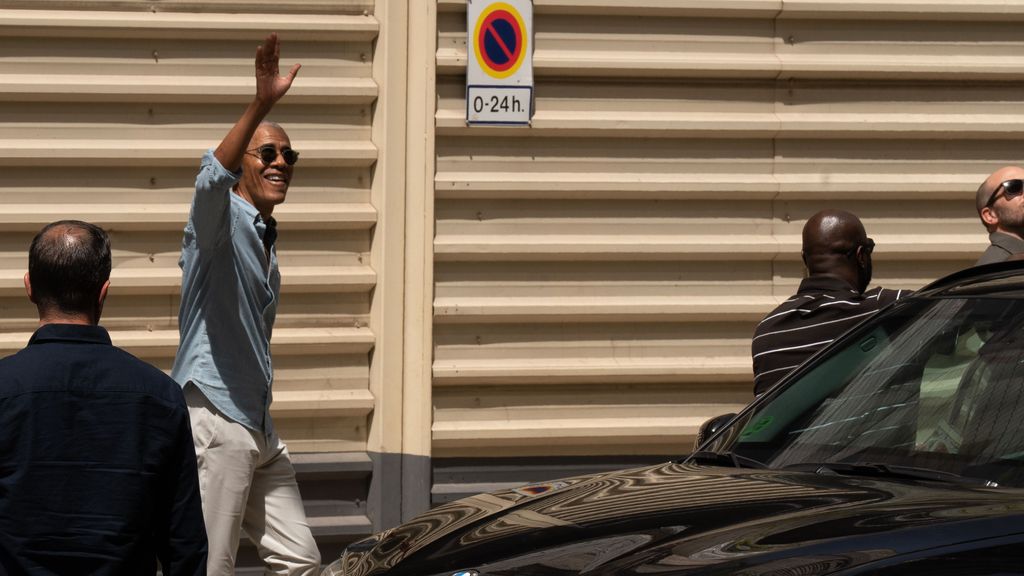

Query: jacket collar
[989,231,1024,254]
[28,323,112,346]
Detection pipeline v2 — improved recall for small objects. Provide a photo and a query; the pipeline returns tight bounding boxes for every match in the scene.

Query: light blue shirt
[171,150,281,434]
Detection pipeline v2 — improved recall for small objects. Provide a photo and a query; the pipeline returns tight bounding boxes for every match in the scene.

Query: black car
[323,262,1024,576]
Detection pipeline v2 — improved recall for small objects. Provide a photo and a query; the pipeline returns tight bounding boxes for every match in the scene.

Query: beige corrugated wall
[2,0,1020,527]
[0,0,415,545]
[431,0,1003,459]
[0,1,382,456]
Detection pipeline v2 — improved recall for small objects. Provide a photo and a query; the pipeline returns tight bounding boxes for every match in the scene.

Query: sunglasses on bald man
[246,144,300,166]
[840,238,874,259]
[986,179,1024,208]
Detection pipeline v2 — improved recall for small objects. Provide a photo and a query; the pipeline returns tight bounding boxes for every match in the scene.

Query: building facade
[1,0,1003,564]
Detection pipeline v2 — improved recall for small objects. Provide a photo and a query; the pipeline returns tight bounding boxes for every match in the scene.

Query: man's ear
[23,272,35,304]
[96,280,110,322]
[981,206,1000,228]
[856,246,870,269]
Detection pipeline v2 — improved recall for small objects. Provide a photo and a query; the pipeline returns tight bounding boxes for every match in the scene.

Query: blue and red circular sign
[473,3,527,79]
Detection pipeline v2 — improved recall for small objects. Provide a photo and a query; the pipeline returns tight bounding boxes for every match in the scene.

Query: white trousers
[186,385,321,576]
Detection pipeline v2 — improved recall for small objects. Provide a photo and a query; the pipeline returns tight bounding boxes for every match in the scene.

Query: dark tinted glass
[253,145,299,166]
[706,295,1024,487]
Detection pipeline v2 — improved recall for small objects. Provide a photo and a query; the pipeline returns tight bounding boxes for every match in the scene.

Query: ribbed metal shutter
[431,0,992,477]
[4,0,1019,543]
[0,0,381,557]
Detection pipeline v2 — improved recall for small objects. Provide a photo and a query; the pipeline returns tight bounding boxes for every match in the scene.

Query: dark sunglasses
[247,144,299,166]
[841,237,874,259]
[987,179,1024,208]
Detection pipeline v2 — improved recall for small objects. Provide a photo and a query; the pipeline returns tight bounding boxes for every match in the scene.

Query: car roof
[916,260,1024,298]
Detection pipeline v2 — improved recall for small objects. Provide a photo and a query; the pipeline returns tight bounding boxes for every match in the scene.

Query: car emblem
[452,571,479,576]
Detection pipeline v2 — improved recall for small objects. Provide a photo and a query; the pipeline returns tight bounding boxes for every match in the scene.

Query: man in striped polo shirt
[751,210,905,396]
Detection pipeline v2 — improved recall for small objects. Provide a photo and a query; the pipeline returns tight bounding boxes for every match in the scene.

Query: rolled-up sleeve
[188,149,240,250]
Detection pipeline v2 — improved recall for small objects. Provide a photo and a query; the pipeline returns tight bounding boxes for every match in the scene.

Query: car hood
[340,461,1024,576]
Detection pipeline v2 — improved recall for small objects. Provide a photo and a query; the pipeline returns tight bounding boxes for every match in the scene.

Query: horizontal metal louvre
[0,10,381,446]
[432,0,1000,458]
[2,0,384,555]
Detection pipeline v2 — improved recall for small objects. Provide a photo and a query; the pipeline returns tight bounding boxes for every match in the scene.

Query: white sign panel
[466,0,534,125]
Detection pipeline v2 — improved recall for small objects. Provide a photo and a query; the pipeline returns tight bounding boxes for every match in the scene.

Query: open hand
[255,33,301,107]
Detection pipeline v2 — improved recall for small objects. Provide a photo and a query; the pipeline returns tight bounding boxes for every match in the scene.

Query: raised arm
[214,32,301,172]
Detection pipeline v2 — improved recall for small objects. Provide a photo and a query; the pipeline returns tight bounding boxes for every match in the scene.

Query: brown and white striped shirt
[751,276,905,396]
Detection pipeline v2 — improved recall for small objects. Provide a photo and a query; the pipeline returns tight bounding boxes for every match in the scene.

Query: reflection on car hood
[341,461,1024,576]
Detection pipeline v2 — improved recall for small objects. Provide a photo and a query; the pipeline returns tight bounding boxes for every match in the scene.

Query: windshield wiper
[688,450,767,469]
[788,461,997,487]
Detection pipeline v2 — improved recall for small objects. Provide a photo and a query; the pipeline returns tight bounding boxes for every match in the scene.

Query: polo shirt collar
[28,323,111,346]
[796,275,860,295]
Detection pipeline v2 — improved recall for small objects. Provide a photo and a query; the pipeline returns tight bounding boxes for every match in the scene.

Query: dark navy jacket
[0,324,207,575]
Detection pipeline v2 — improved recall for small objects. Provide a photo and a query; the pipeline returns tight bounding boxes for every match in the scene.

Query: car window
[707,296,1024,487]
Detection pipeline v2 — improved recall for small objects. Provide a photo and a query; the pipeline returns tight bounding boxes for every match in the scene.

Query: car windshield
[703,289,1024,488]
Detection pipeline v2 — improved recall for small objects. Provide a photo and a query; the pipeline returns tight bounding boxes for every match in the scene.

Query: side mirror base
[695,413,737,449]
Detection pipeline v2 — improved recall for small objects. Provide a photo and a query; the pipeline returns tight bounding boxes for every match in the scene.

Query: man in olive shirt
[975,166,1024,265]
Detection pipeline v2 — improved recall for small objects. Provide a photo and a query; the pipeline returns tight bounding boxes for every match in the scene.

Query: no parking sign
[466,0,533,125]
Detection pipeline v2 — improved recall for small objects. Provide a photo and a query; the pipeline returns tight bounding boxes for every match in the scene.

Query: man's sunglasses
[247,145,299,166]
[987,178,1024,208]
[841,237,874,259]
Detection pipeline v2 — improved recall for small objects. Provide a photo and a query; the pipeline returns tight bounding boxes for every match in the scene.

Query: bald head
[976,167,1024,238]
[801,209,872,292]
[802,209,867,257]
[976,166,1024,216]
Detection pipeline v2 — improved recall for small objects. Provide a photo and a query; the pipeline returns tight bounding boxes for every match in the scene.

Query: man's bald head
[802,209,867,258]
[976,166,1024,216]
[976,166,1024,237]
[801,209,873,292]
